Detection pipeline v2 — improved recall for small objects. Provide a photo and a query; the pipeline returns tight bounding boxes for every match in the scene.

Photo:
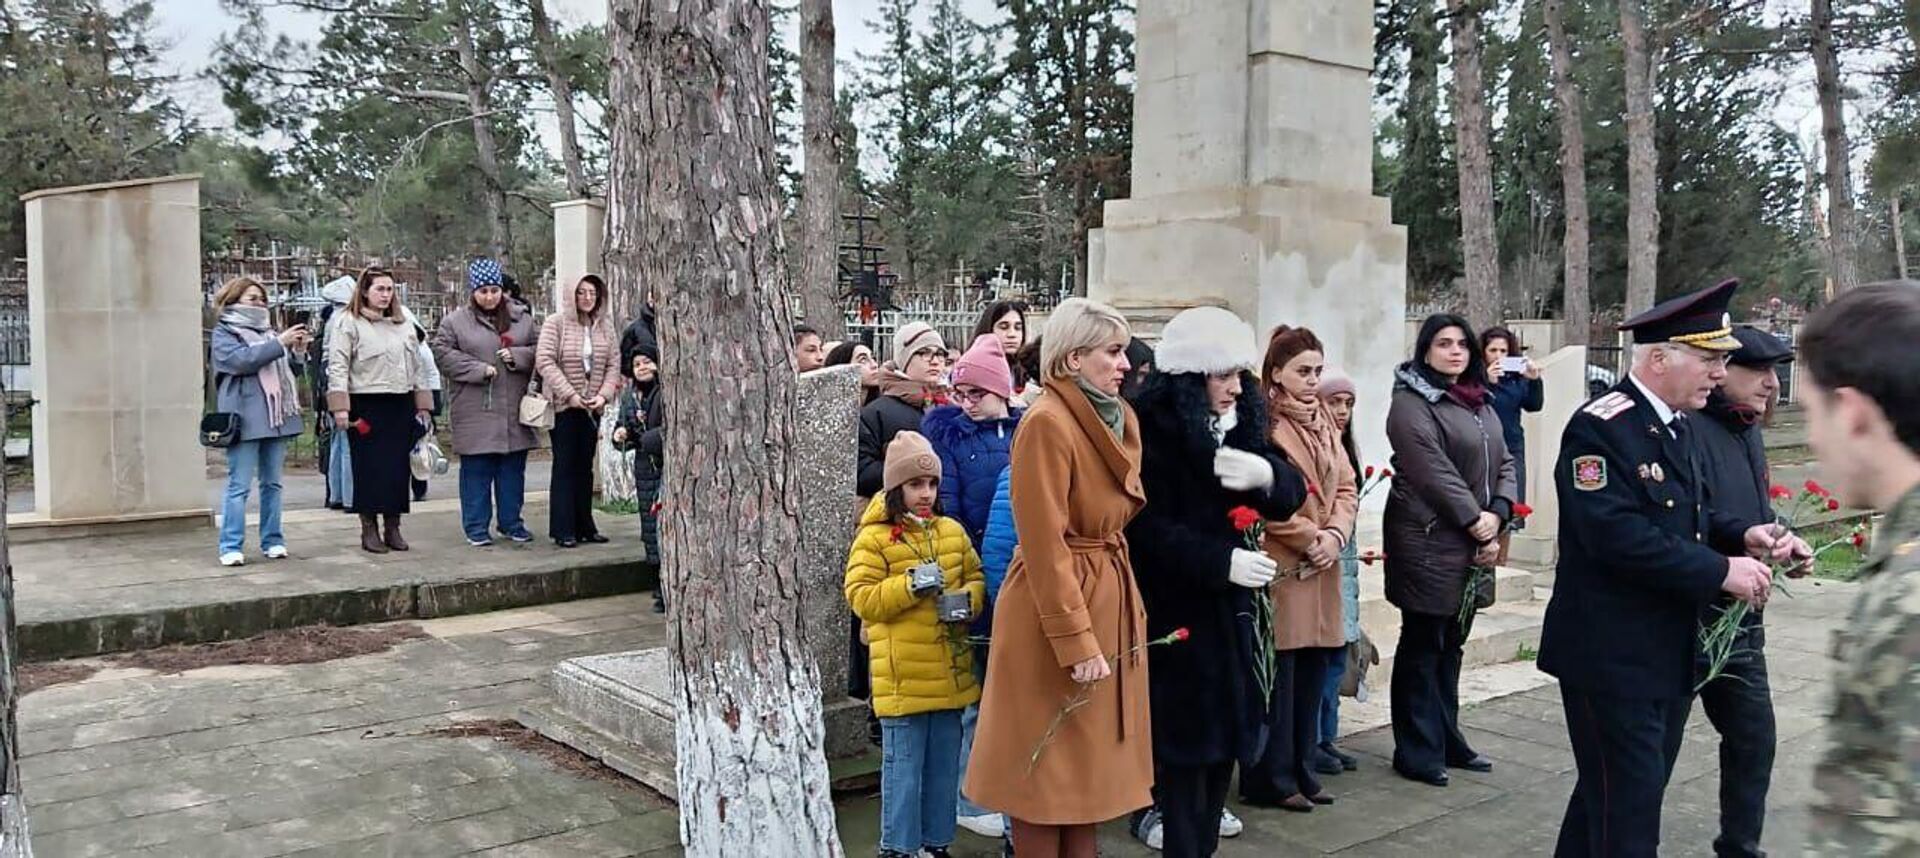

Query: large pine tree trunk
[1448,0,1500,330]
[1544,0,1592,345]
[1811,0,1861,291]
[606,0,843,852]
[1621,0,1659,317]
[798,0,845,339]
[454,14,513,263]
[0,398,29,857]
[528,0,590,199]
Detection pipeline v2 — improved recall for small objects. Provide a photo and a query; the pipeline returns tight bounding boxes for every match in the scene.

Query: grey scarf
[1075,378,1125,437]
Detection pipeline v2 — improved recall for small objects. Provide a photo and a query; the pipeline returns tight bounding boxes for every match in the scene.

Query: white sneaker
[956,812,1005,839]
[219,552,245,567]
[264,545,289,560]
[1219,806,1244,838]
[1132,808,1163,850]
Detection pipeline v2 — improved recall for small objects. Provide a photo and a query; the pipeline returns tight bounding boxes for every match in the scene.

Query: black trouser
[1244,647,1333,800]
[1555,685,1692,858]
[1697,623,1774,858]
[548,409,602,541]
[1391,609,1477,775]
[1151,760,1233,858]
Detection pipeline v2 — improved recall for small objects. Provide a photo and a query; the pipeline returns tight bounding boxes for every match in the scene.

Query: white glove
[1228,549,1278,589]
[1214,448,1275,492]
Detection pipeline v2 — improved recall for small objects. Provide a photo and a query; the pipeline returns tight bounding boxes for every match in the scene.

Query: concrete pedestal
[21,175,209,525]
[1089,0,1407,478]
[552,199,606,315]
[522,367,872,795]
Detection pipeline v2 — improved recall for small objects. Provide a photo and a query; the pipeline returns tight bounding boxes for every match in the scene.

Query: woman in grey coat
[1383,313,1516,787]
[210,276,310,567]
[431,259,541,547]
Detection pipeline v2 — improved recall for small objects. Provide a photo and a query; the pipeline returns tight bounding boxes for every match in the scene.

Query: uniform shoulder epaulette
[1581,391,1635,421]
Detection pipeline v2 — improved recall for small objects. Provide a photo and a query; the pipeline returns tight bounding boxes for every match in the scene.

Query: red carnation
[352,418,372,437]
[1805,479,1828,498]
[1171,628,1191,642]
[1513,502,1534,519]
[1307,483,1321,497]
[1827,498,1841,511]
[1769,485,1792,500]
[1852,531,1867,548]
[500,334,515,348]
[1228,506,1262,532]
[1364,465,1376,479]
[889,524,904,544]
[1381,468,1394,478]
[649,501,663,516]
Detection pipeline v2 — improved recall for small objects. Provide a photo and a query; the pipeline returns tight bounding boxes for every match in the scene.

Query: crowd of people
[837,295,1561,858]
[205,260,1920,858]
[207,260,672,606]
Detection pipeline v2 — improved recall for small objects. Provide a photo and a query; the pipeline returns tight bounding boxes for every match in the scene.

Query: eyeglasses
[913,348,949,362]
[952,387,991,404]
[1673,345,1733,368]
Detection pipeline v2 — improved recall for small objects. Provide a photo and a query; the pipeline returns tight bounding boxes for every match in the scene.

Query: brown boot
[360,514,389,554]
[382,514,410,552]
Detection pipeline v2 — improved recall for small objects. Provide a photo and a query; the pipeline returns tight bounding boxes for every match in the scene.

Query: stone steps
[1357,567,1544,686]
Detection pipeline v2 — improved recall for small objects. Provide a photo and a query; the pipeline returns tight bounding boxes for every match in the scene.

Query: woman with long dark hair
[1481,326,1543,564]
[326,266,434,554]
[536,274,624,548]
[1125,307,1306,856]
[1243,325,1358,812]
[972,300,1030,391]
[824,340,881,406]
[1383,314,1516,787]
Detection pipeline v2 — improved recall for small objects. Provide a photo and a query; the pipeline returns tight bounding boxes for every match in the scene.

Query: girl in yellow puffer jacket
[845,431,986,858]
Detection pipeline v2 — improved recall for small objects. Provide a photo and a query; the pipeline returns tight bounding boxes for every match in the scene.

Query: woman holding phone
[1483,327,1542,564]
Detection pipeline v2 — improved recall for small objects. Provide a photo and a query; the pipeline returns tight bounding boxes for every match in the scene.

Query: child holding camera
[844,431,987,858]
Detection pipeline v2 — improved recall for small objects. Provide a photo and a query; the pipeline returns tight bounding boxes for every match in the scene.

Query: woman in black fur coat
[1125,307,1309,858]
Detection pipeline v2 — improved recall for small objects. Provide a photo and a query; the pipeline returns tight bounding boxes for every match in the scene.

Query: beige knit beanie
[882,431,942,493]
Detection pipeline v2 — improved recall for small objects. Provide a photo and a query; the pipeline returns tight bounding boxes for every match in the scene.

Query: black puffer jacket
[856,377,937,496]
[615,382,664,564]
[1383,362,1517,616]
[1127,373,1308,768]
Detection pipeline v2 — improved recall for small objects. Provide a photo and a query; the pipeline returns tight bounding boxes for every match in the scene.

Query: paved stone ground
[11,493,644,658]
[18,578,1854,856]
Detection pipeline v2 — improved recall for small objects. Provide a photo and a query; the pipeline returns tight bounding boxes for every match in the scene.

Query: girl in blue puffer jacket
[922,333,1022,840]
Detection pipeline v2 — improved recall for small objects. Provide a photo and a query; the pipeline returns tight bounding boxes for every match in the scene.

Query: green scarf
[1076,378,1125,437]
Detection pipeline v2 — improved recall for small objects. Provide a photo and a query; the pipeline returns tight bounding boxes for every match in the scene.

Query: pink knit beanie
[949,334,1015,402]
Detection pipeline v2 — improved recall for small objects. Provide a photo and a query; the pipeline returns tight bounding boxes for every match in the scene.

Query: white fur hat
[1155,306,1259,375]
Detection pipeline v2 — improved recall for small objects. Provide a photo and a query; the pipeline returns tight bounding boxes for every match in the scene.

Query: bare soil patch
[22,623,430,695]
[426,718,661,798]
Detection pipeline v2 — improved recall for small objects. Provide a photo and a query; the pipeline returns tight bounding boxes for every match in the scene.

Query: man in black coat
[1688,324,1793,858]
[1539,279,1808,857]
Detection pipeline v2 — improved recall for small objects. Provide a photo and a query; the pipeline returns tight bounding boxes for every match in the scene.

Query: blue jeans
[220,437,287,555]
[880,709,963,853]
[955,651,991,818]
[457,451,530,541]
[1321,644,1348,744]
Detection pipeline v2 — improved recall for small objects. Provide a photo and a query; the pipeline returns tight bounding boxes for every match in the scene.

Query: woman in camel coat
[965,298,1148,858]
[1244,325,1359,813]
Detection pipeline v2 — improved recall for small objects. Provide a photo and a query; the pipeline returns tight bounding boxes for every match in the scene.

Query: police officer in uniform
[1689,322,1794,858]
[1538,279,1808,857]
[1801,282,1920,853]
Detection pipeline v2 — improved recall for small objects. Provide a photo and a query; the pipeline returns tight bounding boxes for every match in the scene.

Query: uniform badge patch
[1573,456,1607,491]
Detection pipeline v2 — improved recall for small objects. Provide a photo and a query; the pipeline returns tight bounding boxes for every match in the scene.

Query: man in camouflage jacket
[1799,282,1920,853]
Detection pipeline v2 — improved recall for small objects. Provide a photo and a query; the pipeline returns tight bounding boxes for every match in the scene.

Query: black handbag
[200,412,240,448]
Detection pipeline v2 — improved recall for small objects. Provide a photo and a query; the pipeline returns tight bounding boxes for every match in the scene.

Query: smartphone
[1499,356,1529,373]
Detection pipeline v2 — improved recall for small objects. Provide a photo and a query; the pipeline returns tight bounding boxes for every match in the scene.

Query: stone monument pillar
[552,199,606,315]
[1510,345,1588,570]
[1090,0,1408,473]
[21,175,209,526]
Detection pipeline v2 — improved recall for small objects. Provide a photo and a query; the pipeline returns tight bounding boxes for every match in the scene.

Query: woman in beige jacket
[535,274,622,547]
[326,266,435,554]
[1243,325,1358,812]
